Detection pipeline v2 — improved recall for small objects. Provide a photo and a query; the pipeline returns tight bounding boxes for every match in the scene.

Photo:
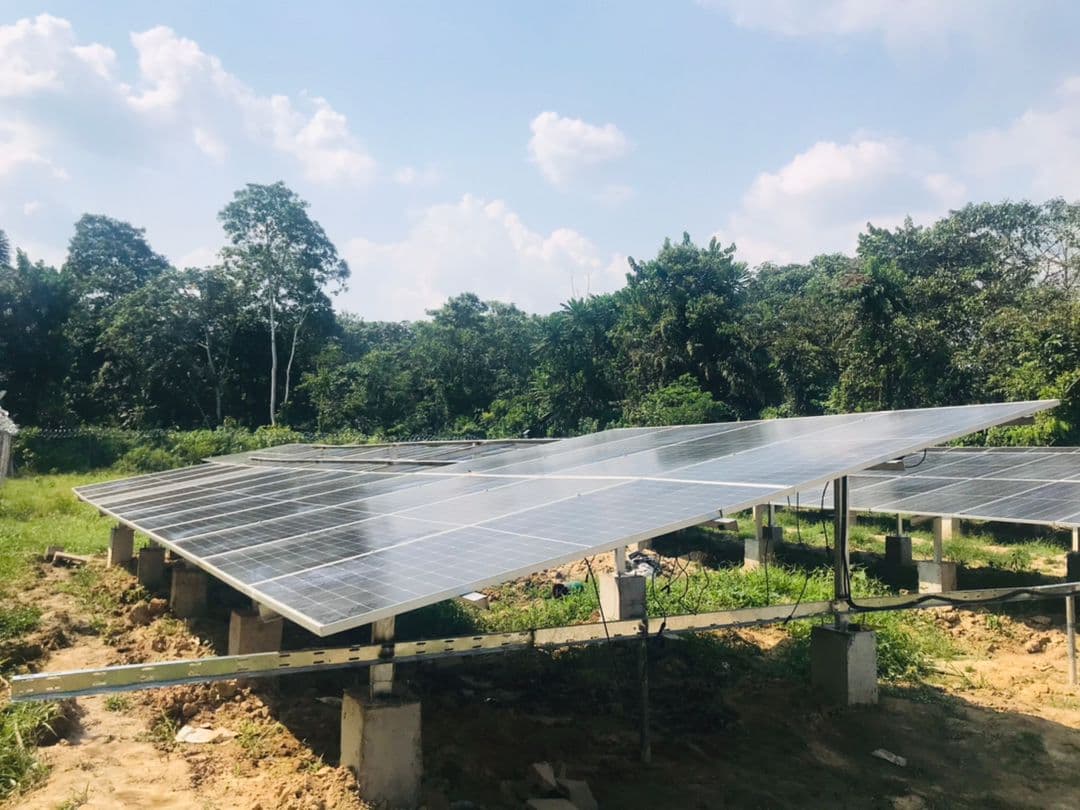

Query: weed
[104,695,132,713]
[140,711,180,751]
[56,783,90,810]
[235,721,282,760]
[0,701,61,799]
[0,604,40,641]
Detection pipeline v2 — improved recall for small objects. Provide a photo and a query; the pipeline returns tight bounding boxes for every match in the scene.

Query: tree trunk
[282,309,308,409]
[203,328,224,425]
[268,288,278,426]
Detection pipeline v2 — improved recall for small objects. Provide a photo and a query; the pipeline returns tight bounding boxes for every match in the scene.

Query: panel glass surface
[73,400,1056,634]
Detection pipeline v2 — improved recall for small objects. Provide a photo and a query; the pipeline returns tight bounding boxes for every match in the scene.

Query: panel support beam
[370,616,396,699]
[17,581,1080,703]
[833,476,851,610]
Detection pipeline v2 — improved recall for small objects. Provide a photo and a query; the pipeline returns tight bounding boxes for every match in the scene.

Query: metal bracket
[13,582,1080,702]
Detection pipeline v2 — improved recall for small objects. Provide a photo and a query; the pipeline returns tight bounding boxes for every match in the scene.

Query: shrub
[116,446,183,473]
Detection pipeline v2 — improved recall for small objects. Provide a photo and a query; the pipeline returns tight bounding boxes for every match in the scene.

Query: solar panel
[75,400,1056,635]
[777,446,1080,527]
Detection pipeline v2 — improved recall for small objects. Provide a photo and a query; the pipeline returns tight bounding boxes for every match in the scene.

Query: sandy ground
[4,555,1080,809]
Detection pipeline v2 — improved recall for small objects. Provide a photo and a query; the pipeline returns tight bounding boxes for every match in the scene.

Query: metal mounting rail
[11,582,1080,702]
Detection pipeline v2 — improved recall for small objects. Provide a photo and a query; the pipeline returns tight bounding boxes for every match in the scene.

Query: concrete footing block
[170,566,208,618]
[884,535,913,567]
[743,527,783,570]
[917,561,958,593]
[341,691,422,808]
[810,624,878,706]
[598,574,646,621]
[107,525,135,567]
[1066,551,1080,583]
[136,546,166,588]
[228,608,284,655]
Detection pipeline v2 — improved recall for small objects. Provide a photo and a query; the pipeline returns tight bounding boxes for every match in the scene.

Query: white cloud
[342,194,626,319]
[721,136,965,264]
[176,246,218,268]
[964,76,1080,198]
[0,16,377,186]
[0,14,73,97]
[71,42,117,80]
[22,200,42,216]
[125,26,377,185]
[192,127,227,161]
[705,0,986,45]
[0,119,68,180]
[528,111,631,187]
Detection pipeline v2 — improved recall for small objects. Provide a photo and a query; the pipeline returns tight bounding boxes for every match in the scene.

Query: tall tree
[218,182,349,425]
[0,229,10,268]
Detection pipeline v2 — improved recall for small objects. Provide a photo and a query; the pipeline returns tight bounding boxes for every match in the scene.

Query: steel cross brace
[12,582,1080,702]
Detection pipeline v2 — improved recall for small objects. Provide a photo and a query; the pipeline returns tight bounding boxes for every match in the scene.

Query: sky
[2,1,1079,320]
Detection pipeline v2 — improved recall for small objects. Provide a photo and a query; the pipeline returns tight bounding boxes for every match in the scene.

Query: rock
[871,748,907,767]
[127,603,153,626]
[181,702,199,719]
[1029,615,1053,628]
[892,795,928,810]
[148,598,169,616]
[151,637,167,652]
[1025,636,1050,654]
[175,724,236,744]
[527,761,559,794]
[525,800,578,810]
[556,778,598,810]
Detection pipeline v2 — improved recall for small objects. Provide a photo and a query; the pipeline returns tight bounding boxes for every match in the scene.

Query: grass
[0,474,116,596]
[0,702,63,800]
[235,721,282,761]
[140,711,180,751]
[103,695,132,713]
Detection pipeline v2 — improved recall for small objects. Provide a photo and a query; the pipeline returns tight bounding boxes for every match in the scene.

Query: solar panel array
[74,401,1055,635]
[777,446,1080,527]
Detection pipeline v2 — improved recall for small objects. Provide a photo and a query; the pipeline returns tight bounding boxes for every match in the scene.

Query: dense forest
[1,183,1077,446]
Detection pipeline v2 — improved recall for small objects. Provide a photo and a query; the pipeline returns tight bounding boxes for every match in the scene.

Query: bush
[116,446,183,473]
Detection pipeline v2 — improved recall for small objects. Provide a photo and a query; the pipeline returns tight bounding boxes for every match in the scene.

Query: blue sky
[2,1,1079,319]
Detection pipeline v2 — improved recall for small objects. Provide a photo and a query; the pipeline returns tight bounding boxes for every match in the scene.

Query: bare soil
[4,557,1080,809]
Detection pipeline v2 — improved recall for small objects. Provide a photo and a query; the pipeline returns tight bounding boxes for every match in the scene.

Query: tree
[218,182,348,425]
[0,250,73,423]
[62,215,171,311]
[614,234,757,415]
[0,229,10,268]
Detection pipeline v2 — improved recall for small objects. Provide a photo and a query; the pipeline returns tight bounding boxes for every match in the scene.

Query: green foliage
[0,604,40,641]
[622,374,733,426]
[2,198,1078,445]
[116,446,183,473]
[0,701,60,799]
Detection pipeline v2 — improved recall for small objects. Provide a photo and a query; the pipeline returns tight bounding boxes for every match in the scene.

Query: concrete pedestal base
[917,561,958,593]
[884,535,913,567]
[170,566,208,618]
[341,691,422,808]
[1066,551,1080,583]
[598,574,646,621]
[743,527,783,570]
[136,546,166,588]
[107,525,134,568]
[810,624,878,706]
[228,608,284,655]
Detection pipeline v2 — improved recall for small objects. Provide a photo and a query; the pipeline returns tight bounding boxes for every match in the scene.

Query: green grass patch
[0,474,115,596]
[0,605,40,642]
[0,701,63,800]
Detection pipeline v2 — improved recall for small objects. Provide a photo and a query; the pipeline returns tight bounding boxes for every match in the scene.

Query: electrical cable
[583,557,610,641]
[903,449,928,469]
